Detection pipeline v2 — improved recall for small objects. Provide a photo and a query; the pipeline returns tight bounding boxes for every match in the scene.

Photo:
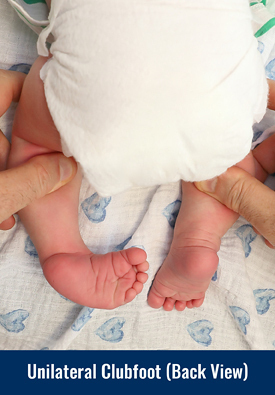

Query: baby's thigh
[13,56,62,152]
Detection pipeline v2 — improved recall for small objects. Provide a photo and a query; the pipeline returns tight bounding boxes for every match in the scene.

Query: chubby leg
[148,153,255,311]
[9,57,148,308]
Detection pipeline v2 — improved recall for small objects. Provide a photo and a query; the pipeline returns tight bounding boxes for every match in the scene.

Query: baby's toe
[186,296,205,309]
[132,280,144,295]
[163,298,175,311]
[136,272,148,284]
[124,248,147,266]
[175,300,186,311]
[136,260,149,273]
[124,288,138,304]
[192,297,205,308]
[147,289,165,309]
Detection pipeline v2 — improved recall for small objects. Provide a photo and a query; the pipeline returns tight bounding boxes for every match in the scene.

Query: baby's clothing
[8,0,269,196]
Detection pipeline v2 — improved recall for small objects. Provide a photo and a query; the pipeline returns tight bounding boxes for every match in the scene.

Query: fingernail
[195,177,217,193]
[59,157,74,182]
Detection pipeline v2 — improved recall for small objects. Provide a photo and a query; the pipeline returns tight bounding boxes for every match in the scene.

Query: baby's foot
[147,230,219,311]
[148,181,239,311]
[42,247,148,309]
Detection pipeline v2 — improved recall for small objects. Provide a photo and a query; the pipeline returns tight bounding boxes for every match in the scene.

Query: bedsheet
[1,0,275,350]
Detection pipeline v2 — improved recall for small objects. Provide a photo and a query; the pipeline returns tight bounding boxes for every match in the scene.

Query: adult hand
[195,78,275,248]
[0,69,77,230]
[195,135,275,248]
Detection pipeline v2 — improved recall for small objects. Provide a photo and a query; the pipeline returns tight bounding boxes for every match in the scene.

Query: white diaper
[37,0,267,196]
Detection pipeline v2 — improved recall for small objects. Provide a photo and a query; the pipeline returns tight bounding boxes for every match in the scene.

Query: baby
[7,0,270,310]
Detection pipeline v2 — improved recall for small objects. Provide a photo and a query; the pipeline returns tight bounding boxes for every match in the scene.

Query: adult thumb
[0,153,77,230]
[195,167,275,247]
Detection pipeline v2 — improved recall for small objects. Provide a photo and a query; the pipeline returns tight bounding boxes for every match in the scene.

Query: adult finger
[195,166,275,247]
[0,69,26,115]
[0,129,10,171]
[0,216,16,231]
[0,153,77,225]
[0,132,13,229]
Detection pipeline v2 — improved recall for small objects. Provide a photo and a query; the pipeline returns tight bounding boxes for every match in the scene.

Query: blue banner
[0,350,270,393]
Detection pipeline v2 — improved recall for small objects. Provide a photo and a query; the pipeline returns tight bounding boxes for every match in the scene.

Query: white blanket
[1,0,275,350]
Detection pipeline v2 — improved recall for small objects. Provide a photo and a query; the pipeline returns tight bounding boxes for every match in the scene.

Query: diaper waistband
[7,0,275,43]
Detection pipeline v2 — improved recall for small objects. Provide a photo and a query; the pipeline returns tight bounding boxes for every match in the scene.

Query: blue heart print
[71,307,94,331]
[257,41,265,54]
[81,193,111,223]
[235,224,257,258]
[266,58,275,80]
[114,236,132,252]
[252,129,264,144]
[59,294,71,301]
[0,309,29,333]
[9,63,31,75]
[187,320,214,347]
[211,271,218,281]
[96,317,125,343]
[253,289,275,315]
[25,236,38,257]
[229,306,250,335]
[162,200,181,228]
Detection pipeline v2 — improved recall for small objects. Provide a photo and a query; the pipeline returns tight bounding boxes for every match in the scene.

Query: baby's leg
[9,57,148,308]
[148,153,255,311]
